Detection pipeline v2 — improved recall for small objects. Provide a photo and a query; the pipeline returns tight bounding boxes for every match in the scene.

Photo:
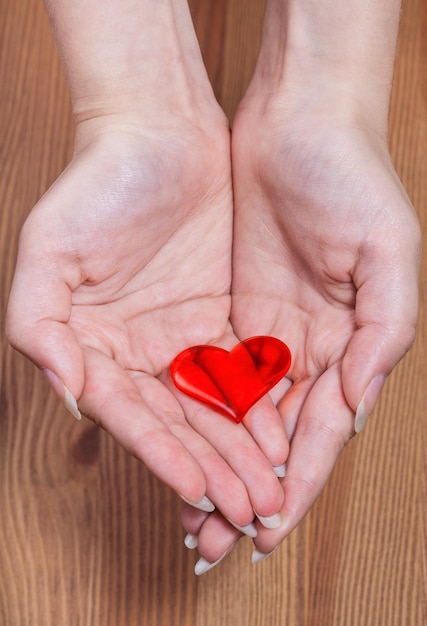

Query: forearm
[43,0,213,123]
[251,0,402,132]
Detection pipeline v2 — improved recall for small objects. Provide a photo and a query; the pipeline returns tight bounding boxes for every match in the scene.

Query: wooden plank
[0,0,425,624]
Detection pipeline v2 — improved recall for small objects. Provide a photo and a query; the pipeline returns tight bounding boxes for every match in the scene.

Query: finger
[168,332,288,518]
[253,363,353,554]
[277,377,316,440]
[181,503,210,536]
[79,348,209,505]
[6,220,85,406]
[173,333,290,467]
[193,511,242,574]
[136,373,257,528]
[181,503,210,550]
[242,393,290,468]
[342,219,420,431]
[170,386,285,527]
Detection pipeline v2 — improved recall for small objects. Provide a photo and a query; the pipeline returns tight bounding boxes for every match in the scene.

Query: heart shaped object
[170,336,292,423]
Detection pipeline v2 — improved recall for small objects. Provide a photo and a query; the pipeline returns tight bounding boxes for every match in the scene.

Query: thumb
[6,240,85,418]
[342,247,419,433]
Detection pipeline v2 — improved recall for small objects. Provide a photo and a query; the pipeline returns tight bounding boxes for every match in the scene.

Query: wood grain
[0,0,425,624]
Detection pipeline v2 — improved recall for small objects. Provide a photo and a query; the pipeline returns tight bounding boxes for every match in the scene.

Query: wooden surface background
[0,0,425,624]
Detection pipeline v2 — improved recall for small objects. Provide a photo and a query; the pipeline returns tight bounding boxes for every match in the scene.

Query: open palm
[230,113,420,553]
[7,124,286,528]
[181,113,420,566]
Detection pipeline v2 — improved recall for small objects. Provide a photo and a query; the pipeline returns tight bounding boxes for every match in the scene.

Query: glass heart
[170,336,292,422]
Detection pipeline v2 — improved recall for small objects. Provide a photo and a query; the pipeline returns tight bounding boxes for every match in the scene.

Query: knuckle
[298,415,348,454]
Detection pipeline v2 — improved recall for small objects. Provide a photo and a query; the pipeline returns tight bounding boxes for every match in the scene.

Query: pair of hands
[6,81,420,571]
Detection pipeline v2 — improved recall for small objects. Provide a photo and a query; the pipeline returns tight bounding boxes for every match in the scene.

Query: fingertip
[180,495,215,513]
[243,398,289,467]
[255,512,282,529]
[184,533,199,549]
[354,374,387,433]
[43,368,82,420]
[181,504,210,537]
[227,519,257,537]
[342,287,417,414]
[273,463,286,478]
[196,512,241,565]
[8,315,86,407]
[251,547,278,564]
[194,553,227,575]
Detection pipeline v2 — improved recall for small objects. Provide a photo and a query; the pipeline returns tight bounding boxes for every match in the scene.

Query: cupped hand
[183,105,420,569]
[233,108,420,554]
[6,117,288,529]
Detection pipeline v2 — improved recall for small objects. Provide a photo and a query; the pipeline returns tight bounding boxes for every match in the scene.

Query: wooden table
[1,0,425,623]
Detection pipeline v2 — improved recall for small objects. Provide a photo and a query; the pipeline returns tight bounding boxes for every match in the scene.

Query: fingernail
[180,495,215,513]
[255,512,282,529]
[227,519,257,538]
[43,369,81,420]
[355,374,387,433]
[251,547,277,564]
[194,550,230,576]
[184,533,198,549]
[64,385,82,420]
[273,463,286,478]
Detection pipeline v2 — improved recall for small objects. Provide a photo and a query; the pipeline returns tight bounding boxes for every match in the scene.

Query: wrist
[72,106,230,159]
[243,0,401,136]
[45,0,219,126]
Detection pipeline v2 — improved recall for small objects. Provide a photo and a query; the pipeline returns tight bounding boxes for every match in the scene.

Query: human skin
[6,0,290,534]
[6,0,421,577]
[182,0,421,571]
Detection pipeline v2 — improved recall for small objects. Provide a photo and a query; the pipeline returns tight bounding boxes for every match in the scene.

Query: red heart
[170,336,292,423]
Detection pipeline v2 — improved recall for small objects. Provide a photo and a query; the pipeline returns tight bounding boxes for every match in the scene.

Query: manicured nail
[43,369,81,420]
[273,463,286,478]
[180,495,215,513]
[184,533,198,549]
[255,512,282,529]
[194,550,229,576]
[355,374,387,433]
[64,385,82,420]
[251,547,277,564]
[227,519,257,538]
